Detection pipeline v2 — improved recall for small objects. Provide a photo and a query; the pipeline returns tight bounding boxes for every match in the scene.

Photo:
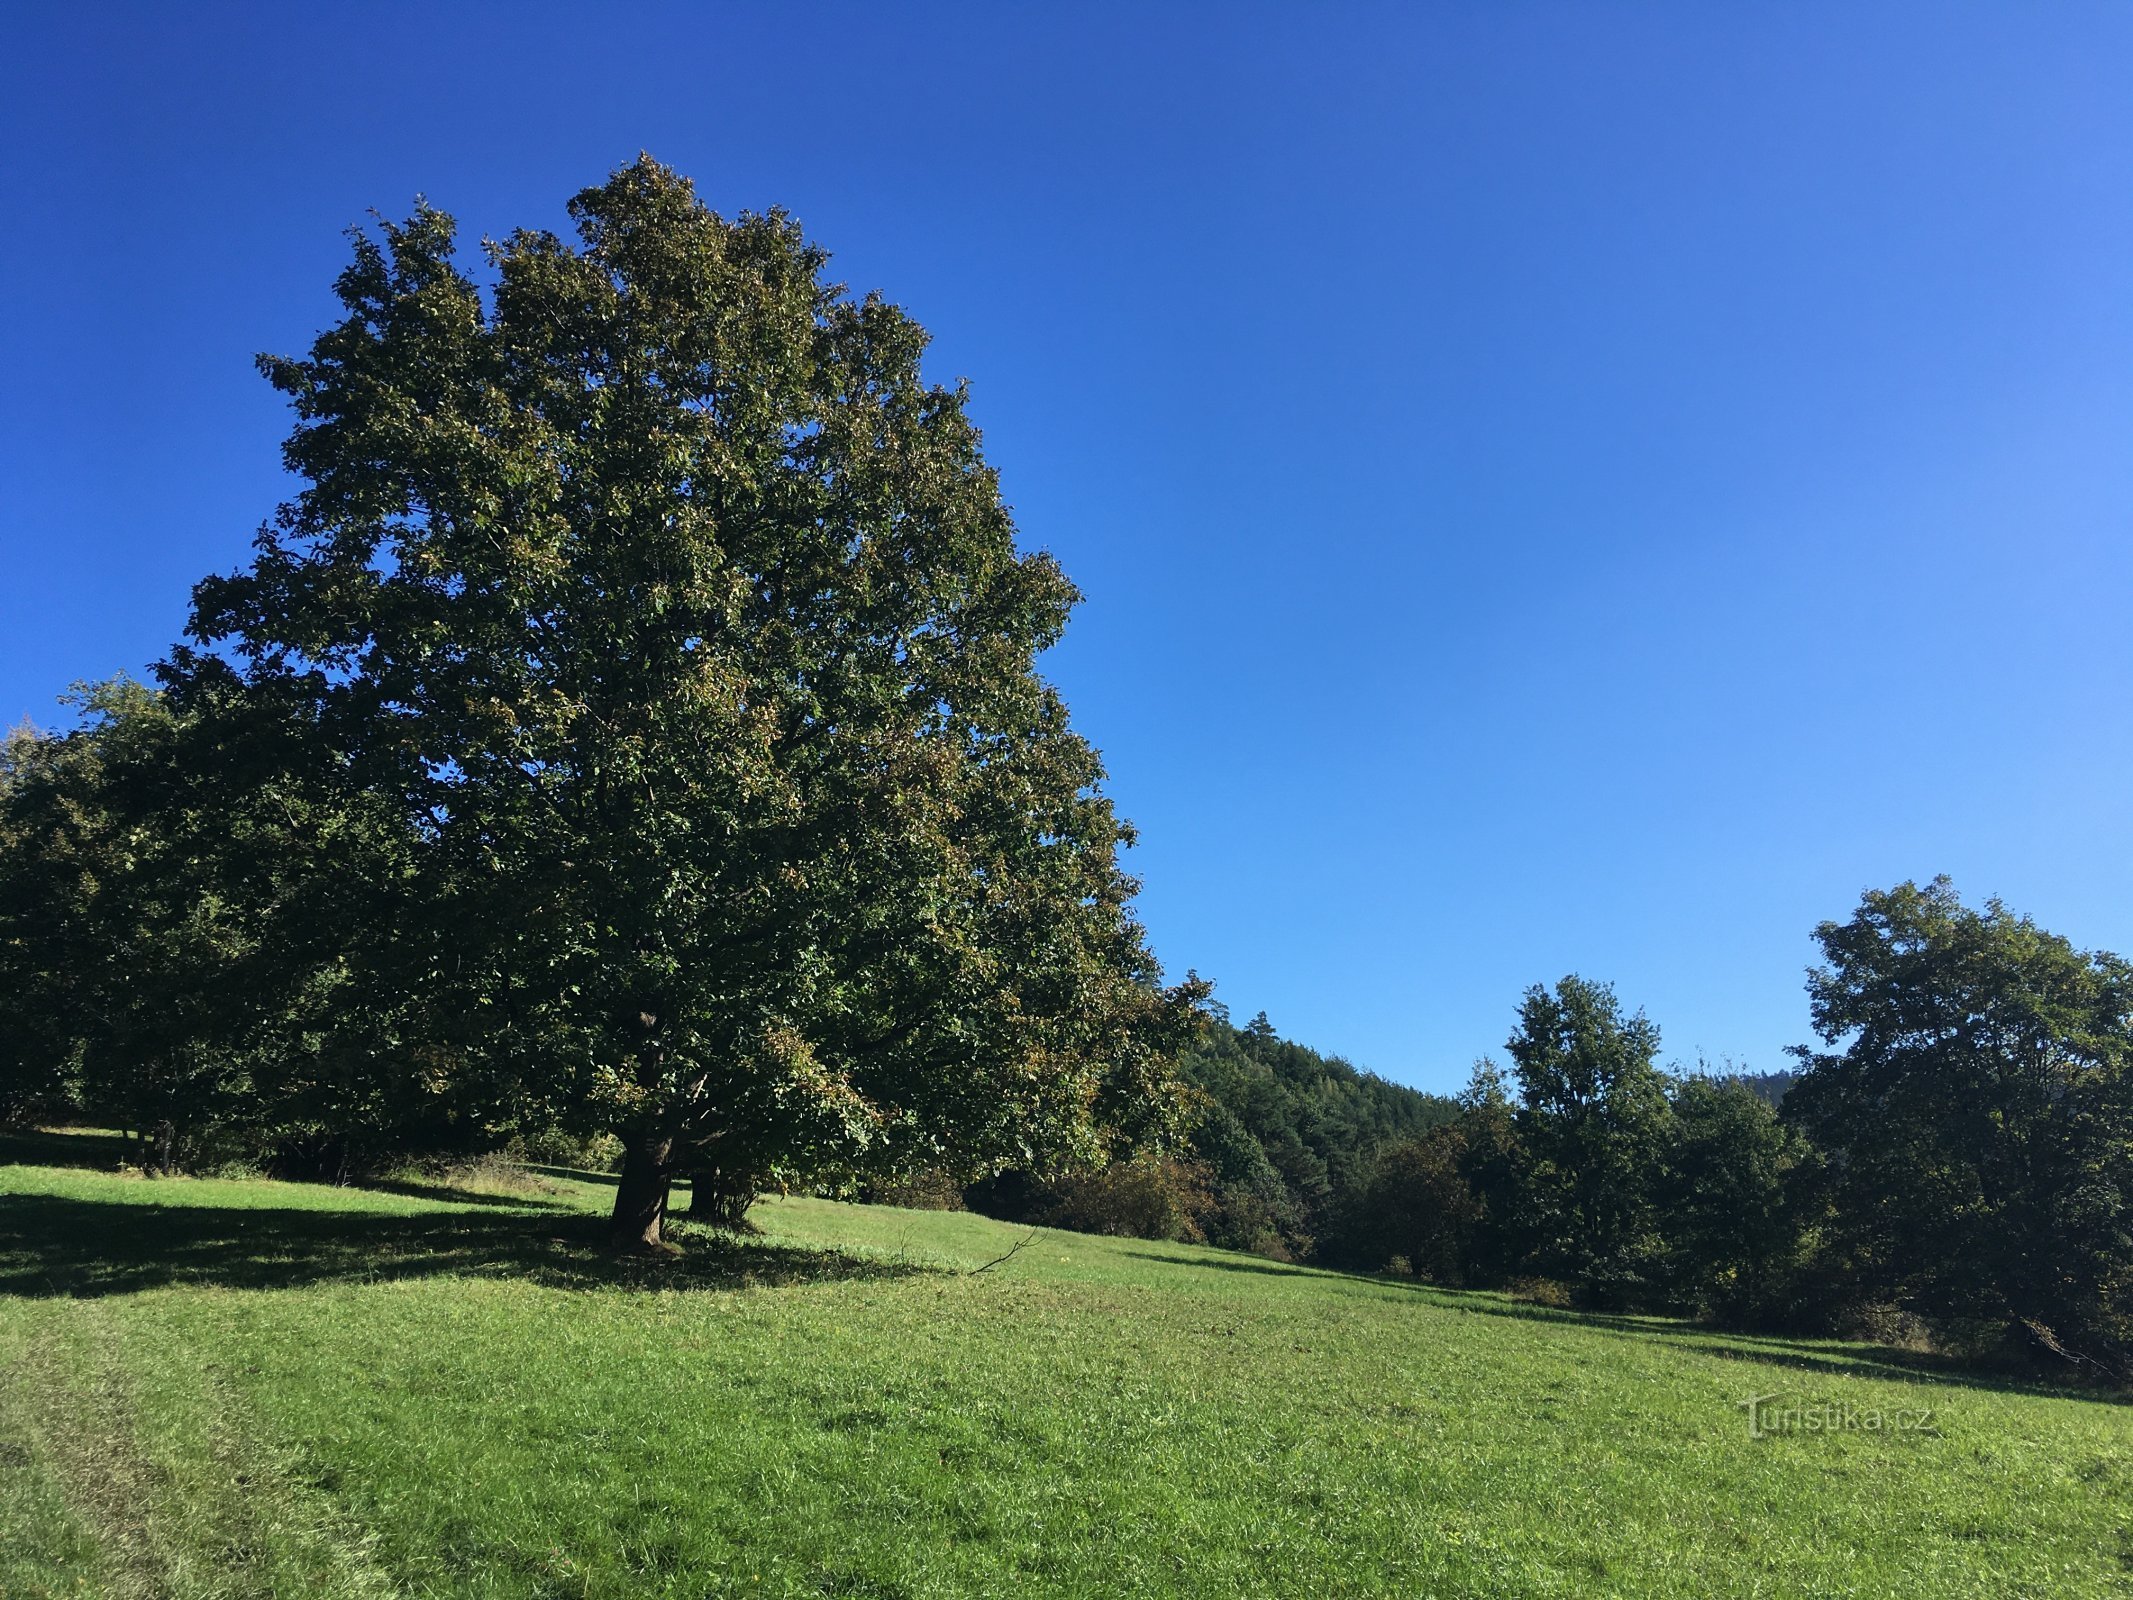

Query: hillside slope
[0,1140,2124,1599]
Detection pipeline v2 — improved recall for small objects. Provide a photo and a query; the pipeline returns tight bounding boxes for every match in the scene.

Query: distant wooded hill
[968,1011,1459,1259]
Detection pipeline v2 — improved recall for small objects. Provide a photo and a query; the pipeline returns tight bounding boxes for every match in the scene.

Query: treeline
[967,882,2133,1383]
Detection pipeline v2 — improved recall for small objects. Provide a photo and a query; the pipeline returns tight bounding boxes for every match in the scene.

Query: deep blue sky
[5,4,2130,1092]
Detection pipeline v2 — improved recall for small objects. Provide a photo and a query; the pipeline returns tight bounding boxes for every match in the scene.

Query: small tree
[1449,1058,1526,1285]
[0,677,438,1174]
[180,158,1203,1247]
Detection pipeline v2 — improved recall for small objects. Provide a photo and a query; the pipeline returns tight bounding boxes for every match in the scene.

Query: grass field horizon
[1,1129,2125,1598]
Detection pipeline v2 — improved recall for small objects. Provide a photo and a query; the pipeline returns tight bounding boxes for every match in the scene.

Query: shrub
[512,1129,626,1172]
[390,1152,562,1200]
[1321,1125,1480,1285]
[1502,1276,1574,1309]
[1043,1158,1215,1243]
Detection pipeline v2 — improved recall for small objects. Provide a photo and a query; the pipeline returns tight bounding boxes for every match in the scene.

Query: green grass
[1,1134,2127,1598]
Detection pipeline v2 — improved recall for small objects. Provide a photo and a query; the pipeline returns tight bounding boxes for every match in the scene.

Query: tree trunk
[610,1129,676,1252]
[686,1165,758,1232]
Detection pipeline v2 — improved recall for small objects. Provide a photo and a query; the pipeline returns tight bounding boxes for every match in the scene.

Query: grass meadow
[0,1129,2126,1598]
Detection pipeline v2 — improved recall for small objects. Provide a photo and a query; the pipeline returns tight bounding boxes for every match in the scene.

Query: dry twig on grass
[966,1230,1041,1276]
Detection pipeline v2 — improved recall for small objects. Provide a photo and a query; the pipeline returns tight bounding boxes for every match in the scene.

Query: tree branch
[965,1228,1040,1277]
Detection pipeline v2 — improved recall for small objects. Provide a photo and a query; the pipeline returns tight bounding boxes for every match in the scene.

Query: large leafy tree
[1786,878,2133,1374]
[1505,976,1675,1306]
[180,157,1201,1247]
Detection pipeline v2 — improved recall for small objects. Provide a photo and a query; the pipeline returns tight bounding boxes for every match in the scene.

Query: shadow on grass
[2,1131,596,1213]
[0,1127,133,1172]
[363,1177,579,1212]
[1119,1248,1333,1279]
[1123,1247,2129,1405]
[521,1162,631,1189]
[0,1192,929,1301]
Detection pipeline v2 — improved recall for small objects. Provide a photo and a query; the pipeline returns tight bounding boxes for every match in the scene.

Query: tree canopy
[1787,877,2133,1373]
[1504,976,1673,1306]
[151,156,1203,1246]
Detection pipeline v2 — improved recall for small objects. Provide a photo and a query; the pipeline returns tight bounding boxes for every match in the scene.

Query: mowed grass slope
[0,1136,2126,1599]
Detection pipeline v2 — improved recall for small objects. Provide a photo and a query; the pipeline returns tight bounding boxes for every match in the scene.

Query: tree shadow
[1124,1248,2129,1405]
[521,1162,631,1188]
[1117,1248,1351,1284]
[0,1126,133,1172]
[362,1177,578,1211]
[0,1192,929,1300]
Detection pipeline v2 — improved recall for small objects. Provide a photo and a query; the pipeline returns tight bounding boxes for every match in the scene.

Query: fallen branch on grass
[966,1229,1041,1276]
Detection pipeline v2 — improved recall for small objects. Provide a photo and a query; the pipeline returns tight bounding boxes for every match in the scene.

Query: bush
[1502,1276,1574,1309]
[512,1129,625,1172]
[1831,1299,1934,1351]
[1199,1186,1298,1261]
[1042,1158,1215,1244]
[1321,1126,1479,1284]
[389,1152,562,1200]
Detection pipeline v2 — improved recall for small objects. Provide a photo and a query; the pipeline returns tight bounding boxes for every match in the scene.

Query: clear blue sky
[5,3,2130,1092]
